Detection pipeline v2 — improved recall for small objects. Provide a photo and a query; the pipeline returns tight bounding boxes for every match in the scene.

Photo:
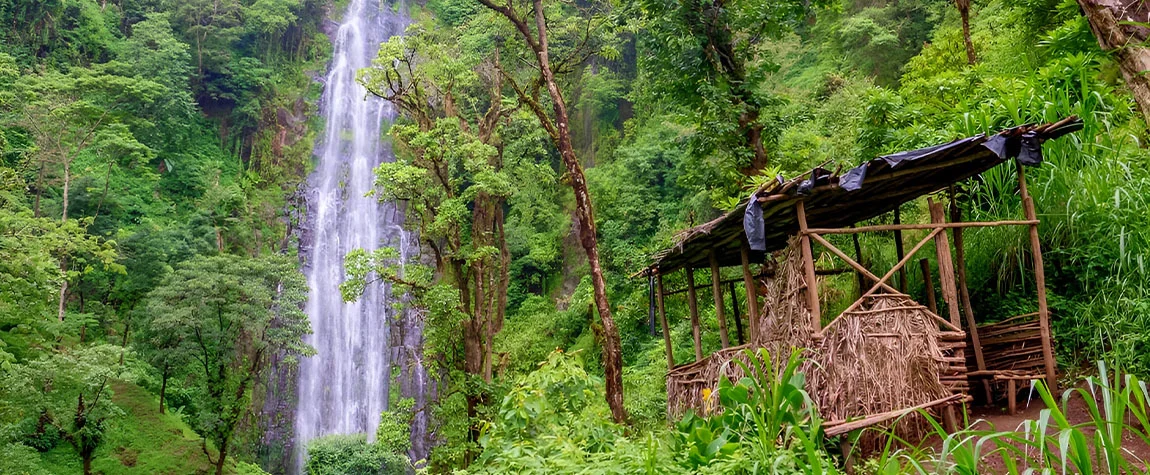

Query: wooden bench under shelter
[640,117,1083,438]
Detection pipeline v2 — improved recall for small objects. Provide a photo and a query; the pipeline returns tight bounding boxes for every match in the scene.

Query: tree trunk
[477,0,627,424]
[529,0,626,424]
[1078,0,1150,127]
[956,0,976,65]
[33,163,45,217]
[58,158,71,322]
[215,443,227,475]
[57,257,68,322]
[159,369,169,414]
[740,112,769,174]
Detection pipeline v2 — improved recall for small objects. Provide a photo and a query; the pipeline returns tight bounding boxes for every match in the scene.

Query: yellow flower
[702,388,712,401]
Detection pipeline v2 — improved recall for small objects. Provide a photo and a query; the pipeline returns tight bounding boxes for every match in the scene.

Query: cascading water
[294,0,425,470]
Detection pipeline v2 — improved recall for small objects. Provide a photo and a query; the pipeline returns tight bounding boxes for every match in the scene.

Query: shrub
[304,434,408,475]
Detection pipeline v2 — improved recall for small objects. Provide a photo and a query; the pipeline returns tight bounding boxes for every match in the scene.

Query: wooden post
[919,258,938,314]
[686,267,703,361]
[728,281,745,345]
[949,188,992,403]
[710,251,731,348]
[656,273,674,369]
[740,241,760,342]
[1007,379,1018,415]
[929,199,962,327]
[1018,162,1058,389]
[797,201,821,334]
[894,207,908,292]
[851,226,865,298]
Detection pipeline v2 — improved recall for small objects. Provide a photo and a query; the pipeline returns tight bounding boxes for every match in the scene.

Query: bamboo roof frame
[642,117,1083,276]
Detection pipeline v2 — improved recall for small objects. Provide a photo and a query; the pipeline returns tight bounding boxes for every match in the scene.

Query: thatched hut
[643,117,1083,438]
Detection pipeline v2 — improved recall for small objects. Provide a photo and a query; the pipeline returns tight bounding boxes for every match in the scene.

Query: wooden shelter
[644,117,1083,435]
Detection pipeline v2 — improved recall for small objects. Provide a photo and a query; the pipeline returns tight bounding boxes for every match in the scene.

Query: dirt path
[940,382,1150,471]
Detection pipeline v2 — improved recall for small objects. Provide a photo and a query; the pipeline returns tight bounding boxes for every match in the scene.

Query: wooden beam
[808,233,901,295]
[656,273,674,370]
[949,188,991,403]
[894,208,908,292]
[709,251,731,348]
[740,241,760,342]
[1017,162,1057,389]
[805,220,1038,235]
[728,281,745,345]
[823,393,966,437]
[858,229,942,301]
[662,269,848,297]
[685,267,703,362]
[817,228,961,333]
[919,258,938,314]
[796,201,821,334]
[929,199,962,327]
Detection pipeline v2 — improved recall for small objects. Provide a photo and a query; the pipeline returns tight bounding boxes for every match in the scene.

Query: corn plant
[674,349,836,474]
[872,361,1150,474]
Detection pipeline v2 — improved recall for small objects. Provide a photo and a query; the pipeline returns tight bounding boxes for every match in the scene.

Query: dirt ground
[935,381,1150,471]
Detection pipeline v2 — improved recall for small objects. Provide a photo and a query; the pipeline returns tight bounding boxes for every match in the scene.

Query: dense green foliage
[386,0,1150,472]
[0,0,327,470]
[3,0,1150,471]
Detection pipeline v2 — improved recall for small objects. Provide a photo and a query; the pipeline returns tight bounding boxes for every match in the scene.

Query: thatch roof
[644,117,1083,275]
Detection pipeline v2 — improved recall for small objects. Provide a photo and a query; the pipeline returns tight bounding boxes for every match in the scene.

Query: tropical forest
[3,0,1150,472]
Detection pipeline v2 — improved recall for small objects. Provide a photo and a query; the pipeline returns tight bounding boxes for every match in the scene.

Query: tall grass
[872,362,1150,474]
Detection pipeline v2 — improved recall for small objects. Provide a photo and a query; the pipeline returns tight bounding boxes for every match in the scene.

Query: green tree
[475,0,629,424]
[357,20,513,409]
[0,166,119,329]
[142,254,313,475]
[2,345,130,475]
[636,0,825,178]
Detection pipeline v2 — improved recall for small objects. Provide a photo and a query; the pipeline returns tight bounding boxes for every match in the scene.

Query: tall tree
[142,254,313,475]
[637,0,824,178]
[1077,0,1150,127]
[2,345,129,475]
[352,24,516,460]
[474,0,627,423]
[956,0,976,65]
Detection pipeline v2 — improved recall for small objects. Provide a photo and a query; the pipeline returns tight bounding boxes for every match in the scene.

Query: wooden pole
[851,226,865,298]
[919,258,938,314]
[1007,379,1018,415]
[797,201,821,334]
[949,188,991,403]
[686,267,703,361]
[929,199,962,327]
[728,281,745,345]
[894,207,908,293]
[741,241,760,342]
[709,251,731,348]
[1017,162,1058,389]
[656,273,674,370]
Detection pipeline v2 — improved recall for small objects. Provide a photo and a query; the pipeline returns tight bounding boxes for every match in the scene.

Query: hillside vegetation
[3,0,1150,473]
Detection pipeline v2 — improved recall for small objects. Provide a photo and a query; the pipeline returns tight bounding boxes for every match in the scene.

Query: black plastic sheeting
[839,131,1055,192]
[744,192,766,252]
[724,119,1082,274]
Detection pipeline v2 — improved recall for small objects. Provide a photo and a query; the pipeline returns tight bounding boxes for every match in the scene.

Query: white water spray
[293,0,413,470]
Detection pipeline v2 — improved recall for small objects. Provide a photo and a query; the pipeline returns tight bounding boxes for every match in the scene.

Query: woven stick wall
[667,238,968,443]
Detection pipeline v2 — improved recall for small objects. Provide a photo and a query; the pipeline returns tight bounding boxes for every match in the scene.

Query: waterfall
[294,0,421,470]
